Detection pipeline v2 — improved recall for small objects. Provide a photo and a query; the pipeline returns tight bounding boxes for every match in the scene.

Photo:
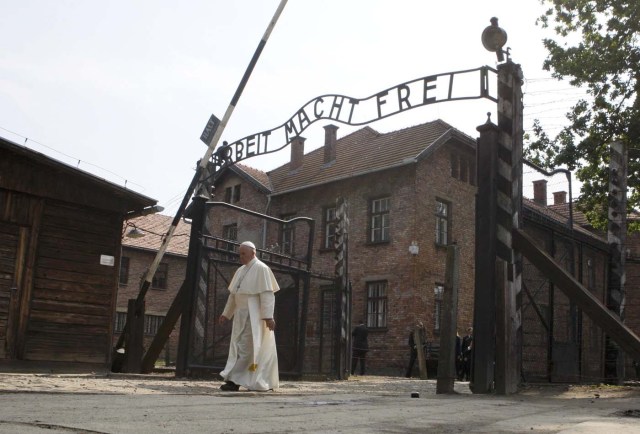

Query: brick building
[114,213,190,366]
[209,119,479,376]
[205,118,625,381]
[542,185,640,380]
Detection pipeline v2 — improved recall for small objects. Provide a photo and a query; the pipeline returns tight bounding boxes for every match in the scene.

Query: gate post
[176,194,207,377]
[123,298,144,373]
[605,140,628,383]
[473,58,523,393]
[334,197,350,379]
[437,244,460,394]
[497,59,524,392]
[473,118,500,393]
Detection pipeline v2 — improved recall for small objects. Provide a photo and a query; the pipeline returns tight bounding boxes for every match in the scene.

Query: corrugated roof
[267,119,474,195]
[122,213,191,256]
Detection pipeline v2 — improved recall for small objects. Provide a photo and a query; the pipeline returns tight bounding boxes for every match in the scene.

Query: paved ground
[0,372,639,433]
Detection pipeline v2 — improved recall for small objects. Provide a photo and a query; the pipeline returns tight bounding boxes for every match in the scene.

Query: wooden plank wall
[24,202,121,364]
[0,222,19,359]
[2,188,123,365]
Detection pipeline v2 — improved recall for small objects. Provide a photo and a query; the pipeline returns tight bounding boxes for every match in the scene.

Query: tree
[526,0,639,230]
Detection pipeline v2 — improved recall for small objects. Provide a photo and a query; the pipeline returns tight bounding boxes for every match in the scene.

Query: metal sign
[212,66,497,171]
[200,114,221,145]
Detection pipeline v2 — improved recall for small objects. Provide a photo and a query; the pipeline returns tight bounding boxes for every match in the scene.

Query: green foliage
[526,0,640,231]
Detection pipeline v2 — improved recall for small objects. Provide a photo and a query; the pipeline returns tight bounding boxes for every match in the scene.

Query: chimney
[553,191,567,205]
[532,179,548,206]
[323,124,338,164]
[290,136,305,171]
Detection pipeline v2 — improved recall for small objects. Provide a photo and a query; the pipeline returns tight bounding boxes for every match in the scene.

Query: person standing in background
[461,327,474,381]
[351,319,369,375]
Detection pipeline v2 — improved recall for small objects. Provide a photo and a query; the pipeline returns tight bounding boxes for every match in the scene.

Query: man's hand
[219,315,229,326]
[263,318,276,331]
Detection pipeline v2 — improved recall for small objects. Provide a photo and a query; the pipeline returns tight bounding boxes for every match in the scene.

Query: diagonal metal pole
[114,0,289,354]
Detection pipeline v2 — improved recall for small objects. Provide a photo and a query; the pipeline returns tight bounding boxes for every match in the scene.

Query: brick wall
[113,247,187,366]
[209,173,269,246]
[262,140,478,375]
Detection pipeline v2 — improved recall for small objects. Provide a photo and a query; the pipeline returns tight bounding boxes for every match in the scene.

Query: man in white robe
[218,241,280,391]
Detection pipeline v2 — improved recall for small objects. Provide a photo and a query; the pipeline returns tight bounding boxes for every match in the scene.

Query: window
[435,199,450,246]
[460,157,468,183]
[281,214,295,255]
[223,223,238,251]
[369,197,390,243]
[366,281,388,328]
[224,184,241,204]
[144,314,164,336]
[451,152,476,186]
[114,311,127,332]
[450,152,459,179]
[119,256,130,285]
[323,207,337,249]
[152,262,168,289]
[469,159,477,186]
[233,184,241,203]
[434,284,444,333]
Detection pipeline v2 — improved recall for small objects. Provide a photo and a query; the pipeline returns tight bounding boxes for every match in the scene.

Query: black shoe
[220,381,240,391]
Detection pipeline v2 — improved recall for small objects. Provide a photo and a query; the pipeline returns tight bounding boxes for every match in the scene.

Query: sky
[0,1,586,215]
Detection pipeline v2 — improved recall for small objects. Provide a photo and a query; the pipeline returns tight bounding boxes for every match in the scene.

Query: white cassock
[220,257,280,391]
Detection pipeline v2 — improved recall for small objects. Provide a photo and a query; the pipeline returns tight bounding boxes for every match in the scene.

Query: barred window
[369,197,390,243]
[366,281,388,328]
[119,256,130,285]
[114,311,127,332]
[144,314,164,336]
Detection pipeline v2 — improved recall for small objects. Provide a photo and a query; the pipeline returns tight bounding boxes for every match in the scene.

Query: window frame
[435,198,451,247]
[152,262,169,289]
[450,151,459,179]
[222,223,238,250]
[119,256,130,285]
[223,184,241,204]
[366,280,388,329]
[322,206,338,250]
[144,314,165,336]
[114,311,127,333]
[369,196,390,244]
[280,213,296,256]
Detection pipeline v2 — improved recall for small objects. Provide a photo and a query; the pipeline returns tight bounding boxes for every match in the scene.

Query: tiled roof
[547,202,592,227]
[234,164,272,191]
[524,198,606,243]
[122,213,191,256]
[267,119,475,195]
